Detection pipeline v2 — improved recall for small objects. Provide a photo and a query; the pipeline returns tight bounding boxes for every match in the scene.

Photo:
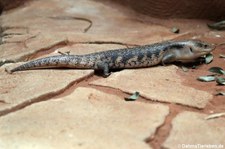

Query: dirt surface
[51,46,225,149]
[0,0,225,149]
[48,47,225,149]
[53,10,225,149]
[42,31,225,149]
[53,19,225,149]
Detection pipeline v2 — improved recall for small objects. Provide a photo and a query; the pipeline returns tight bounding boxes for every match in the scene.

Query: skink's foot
[95,61,111,78]
[103,72,111,78]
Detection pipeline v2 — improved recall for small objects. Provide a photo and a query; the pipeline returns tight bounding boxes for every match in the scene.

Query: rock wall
[107,0,225,20]
[0,0,30,13]
[1,0,225,20]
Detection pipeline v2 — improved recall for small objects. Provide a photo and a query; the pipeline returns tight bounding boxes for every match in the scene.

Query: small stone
[171,27,180,33]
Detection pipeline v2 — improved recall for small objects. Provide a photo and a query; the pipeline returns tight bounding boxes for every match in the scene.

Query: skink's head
[188,40,215,53]
[173,40,215,63]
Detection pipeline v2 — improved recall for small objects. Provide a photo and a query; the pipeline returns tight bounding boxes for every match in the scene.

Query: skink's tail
[6,55,92,73]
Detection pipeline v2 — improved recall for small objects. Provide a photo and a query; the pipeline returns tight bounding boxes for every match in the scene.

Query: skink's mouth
[201,51,212,55]
[200,46,215,55]
[199,52,212,59]
[204,44,216,52]
[199,50,213,59]
[194,47,214,60]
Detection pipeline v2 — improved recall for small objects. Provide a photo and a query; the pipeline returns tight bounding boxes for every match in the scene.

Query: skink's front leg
[161,53,176,66]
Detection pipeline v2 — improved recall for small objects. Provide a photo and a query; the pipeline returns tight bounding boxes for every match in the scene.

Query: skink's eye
[204,44,208,48]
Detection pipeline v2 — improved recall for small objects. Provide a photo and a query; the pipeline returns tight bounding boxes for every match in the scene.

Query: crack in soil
[48,72,217,148]
[0,39,69,67]
[48,16,93,33]
[0,26,29,45]
[145,107,175,149]
[0,71,94,117]
[88,83,209,110]
[0,70,222,148]
[146,103,204,149]
[25,39,69,60]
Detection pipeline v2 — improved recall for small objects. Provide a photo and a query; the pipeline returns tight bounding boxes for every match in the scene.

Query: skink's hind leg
[96,62,111,77]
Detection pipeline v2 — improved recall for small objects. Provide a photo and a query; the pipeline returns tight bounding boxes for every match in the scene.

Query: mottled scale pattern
[97,44,166,69]
[8,40,193,73]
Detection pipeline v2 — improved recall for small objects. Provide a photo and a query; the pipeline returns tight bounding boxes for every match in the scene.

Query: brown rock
[0,64,93,116]
[0,87,169,149]
[111,0,225,20]
[2,0,225,20]
[163,111,225,149]
[91,65,212,108]
[0,0,29,11]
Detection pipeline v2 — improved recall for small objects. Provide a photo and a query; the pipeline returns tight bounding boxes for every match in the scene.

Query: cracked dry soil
[1,36,225,149]
[52,49,225,149]
[0,0,225,149]
[3,40,223,149]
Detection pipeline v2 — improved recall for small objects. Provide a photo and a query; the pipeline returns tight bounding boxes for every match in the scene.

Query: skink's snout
[182,40,215,60]
[196,41,215,53]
